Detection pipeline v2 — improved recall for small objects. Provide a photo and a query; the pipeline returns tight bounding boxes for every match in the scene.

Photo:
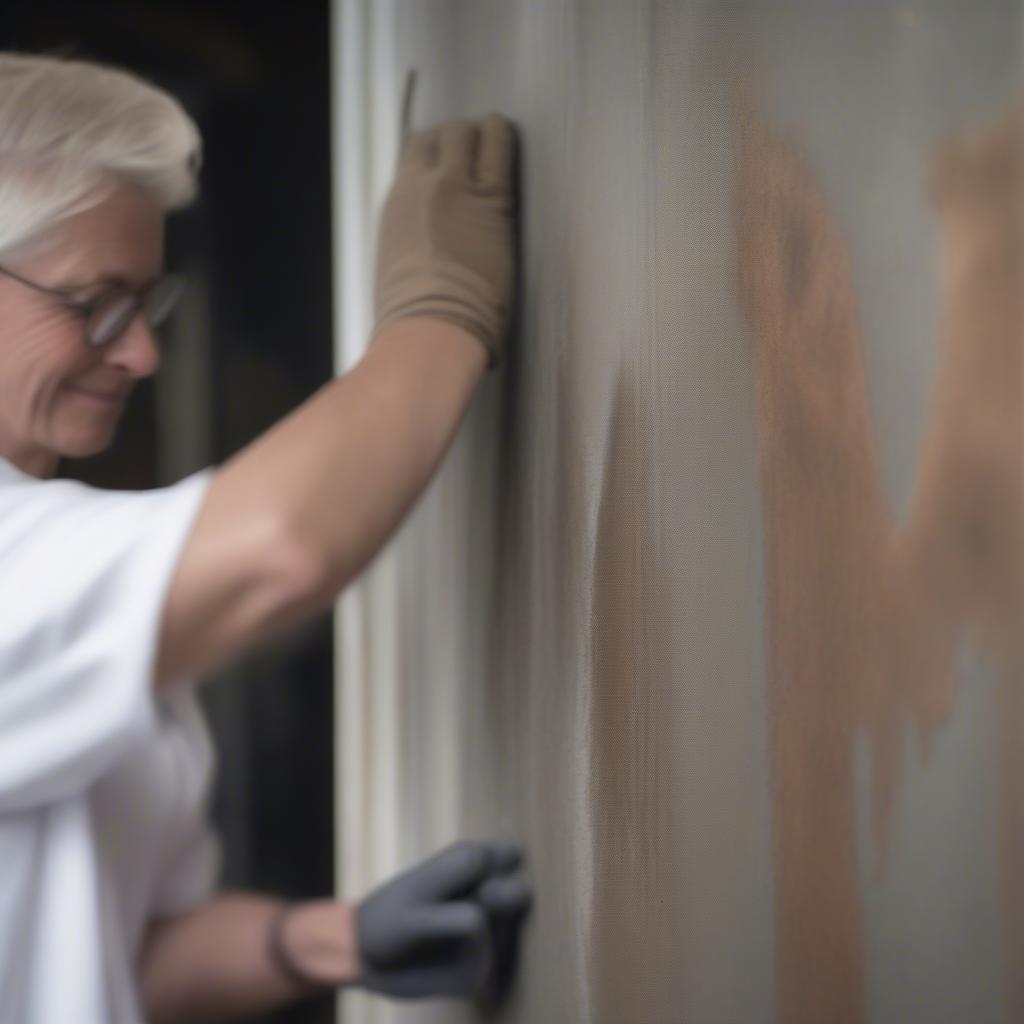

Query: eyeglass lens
[85,276,184,349]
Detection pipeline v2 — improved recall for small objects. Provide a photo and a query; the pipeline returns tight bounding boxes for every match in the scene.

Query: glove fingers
[357,842,531,1004]
[413,841,496,900]
[477,113,517,189]
[438,119,478,180]
[405,901,487,946]
[414,840,524,900]
[476,875,532,917]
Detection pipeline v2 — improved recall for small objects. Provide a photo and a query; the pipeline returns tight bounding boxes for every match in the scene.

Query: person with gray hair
[0,52,529,1022]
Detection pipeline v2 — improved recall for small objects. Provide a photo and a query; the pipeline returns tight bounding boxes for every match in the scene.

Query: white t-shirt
[0,457,221,1023]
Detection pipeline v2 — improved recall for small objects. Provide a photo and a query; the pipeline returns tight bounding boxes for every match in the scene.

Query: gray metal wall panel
[339,3,1023,1020]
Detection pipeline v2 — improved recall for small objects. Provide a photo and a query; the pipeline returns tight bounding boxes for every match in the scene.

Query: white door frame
[330,0,403,1020]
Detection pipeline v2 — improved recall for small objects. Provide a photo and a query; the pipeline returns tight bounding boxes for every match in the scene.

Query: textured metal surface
[336,3,1022,1021]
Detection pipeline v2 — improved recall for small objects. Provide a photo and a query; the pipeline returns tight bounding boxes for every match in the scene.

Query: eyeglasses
[0,264,184,349]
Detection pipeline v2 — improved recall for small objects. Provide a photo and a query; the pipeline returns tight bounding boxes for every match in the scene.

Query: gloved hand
[355,840,531,1002]
[371,114,519,368]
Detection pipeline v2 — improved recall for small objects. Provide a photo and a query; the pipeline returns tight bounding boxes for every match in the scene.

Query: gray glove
[355,840,531,1002]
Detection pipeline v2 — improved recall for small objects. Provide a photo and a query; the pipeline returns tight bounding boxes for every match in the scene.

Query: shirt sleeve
[0,462,215,812]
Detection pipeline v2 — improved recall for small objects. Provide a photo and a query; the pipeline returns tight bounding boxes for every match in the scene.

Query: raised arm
[154,114,517,690]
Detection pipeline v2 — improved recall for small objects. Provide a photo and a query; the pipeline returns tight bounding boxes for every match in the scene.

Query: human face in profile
[0,182,165,478]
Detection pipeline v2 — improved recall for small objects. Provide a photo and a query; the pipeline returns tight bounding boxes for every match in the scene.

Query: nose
[102,312,161,378]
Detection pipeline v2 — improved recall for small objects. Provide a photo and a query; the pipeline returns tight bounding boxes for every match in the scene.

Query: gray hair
[0,52,202,260]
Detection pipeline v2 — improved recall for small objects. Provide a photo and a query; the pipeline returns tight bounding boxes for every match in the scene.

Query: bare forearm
[139,893,359,1023]
[220,317,486,595]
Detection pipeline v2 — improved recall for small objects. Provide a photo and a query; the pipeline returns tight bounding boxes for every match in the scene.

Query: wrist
[270,899,363,990]
[370,315,491,374]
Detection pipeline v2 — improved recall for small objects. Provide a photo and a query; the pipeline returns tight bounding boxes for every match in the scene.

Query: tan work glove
[371,114,519,368]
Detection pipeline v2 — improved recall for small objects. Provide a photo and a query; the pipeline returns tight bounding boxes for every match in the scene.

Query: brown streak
[736,92,1022,1022]
[589,368,684,1022]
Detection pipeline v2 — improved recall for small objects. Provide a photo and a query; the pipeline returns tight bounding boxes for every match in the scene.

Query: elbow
[264,508,384,627]
[157,511,342,689]
[182,518,329,681]
[251,516,335,629]
[279,516,370,614]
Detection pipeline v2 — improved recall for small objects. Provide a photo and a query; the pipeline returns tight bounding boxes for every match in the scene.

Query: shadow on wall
[737,90,1022,1023]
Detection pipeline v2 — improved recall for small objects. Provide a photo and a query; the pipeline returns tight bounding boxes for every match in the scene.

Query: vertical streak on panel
[333,0,368,375]
[653,7,777,1018]
[330,0,362,909]
[578,4,690,1020]
[331,2,369,1020]
[365,0,402,906]
[332,1,402,1022]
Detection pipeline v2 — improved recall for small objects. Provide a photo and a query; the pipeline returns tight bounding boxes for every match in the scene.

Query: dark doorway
[0,4,336,1022]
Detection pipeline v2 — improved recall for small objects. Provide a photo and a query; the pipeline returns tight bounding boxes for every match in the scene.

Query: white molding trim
[331,0,401,1021]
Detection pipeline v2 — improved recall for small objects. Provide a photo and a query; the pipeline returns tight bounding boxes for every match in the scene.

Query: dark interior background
[0,4,335,1022]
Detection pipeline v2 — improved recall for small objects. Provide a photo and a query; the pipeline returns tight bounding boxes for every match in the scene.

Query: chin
[58,395,128,451]
[53,424,119,459]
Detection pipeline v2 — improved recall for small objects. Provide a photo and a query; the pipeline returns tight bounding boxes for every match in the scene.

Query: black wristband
[266,902,330,995]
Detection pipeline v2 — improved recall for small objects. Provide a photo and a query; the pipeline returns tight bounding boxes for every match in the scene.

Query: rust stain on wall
[923,104,1024,1018]
[589,368,686,1023]
[737,95,1023,1022]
